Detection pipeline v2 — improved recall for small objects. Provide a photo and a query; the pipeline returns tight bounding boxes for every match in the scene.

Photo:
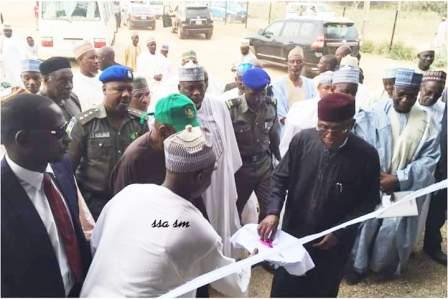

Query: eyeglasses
[316,124,350,134]
[28,122,68,139]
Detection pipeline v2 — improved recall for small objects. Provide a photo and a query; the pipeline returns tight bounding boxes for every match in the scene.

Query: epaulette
[267,95,277,106]
[225,97,241,110]
[78,107,100,125]
[128,108,152,125]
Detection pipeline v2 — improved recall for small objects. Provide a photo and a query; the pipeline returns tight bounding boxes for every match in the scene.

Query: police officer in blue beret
[225,67,280,222]
[66,65,148,219]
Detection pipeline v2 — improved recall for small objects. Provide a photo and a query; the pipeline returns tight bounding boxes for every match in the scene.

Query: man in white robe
[81,126,251,297]
[272,47,317,131]
[416,70,446,131]
[136,37,168,111]
[177,62,243,258]
[0,25,25,87]
[339,55,370,110]
[368,68,396,109]
[72,41,103,110]
[231,39,258,72]
[280,71,333,157]
[346,68,440,283]
[181,50,225,98]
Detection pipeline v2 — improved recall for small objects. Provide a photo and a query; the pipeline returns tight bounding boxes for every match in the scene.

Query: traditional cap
[132,77,149,93]
[318,71,333,85]
[340,55,359,68]
[394,68,422,88]
[2,24,11,30]
[99,65,133,83]
[21,59,41,73]
[417,44,435,55]
[131,31,139,37]
[240,38,250,47]
[73,41,94,59]
[288,46,304,59]
[242,67,270,91]
[164,125,216,173]
[155,93,200,132]
[178,61,205,82]
[236,63,255,77]
[332,66,359,85]
[161,44,169,51]
[422,70,447,84]
[147,36,156,44]
[318,92,355,122]
[382,68,397,79]
[39,57,71,75]
[182,50,197,61]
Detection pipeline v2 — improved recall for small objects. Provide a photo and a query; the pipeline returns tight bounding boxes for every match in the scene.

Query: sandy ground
[2,2,446,297]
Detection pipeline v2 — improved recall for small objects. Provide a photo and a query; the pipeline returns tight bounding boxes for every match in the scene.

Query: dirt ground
[2,2,447,297]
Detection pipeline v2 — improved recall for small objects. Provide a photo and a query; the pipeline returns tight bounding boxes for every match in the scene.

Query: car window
[281,22,301,41]
[324,23,358,40]
[264,21,284,36]
[42,1,100,20]
[298,22,317,41]
[186,7,210,18]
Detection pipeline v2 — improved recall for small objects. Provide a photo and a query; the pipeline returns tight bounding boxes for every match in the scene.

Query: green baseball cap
[154,93,200,132]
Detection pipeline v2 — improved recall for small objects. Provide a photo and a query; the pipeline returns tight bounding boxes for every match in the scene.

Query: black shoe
[344,269,366,285]
[425,249,447,266]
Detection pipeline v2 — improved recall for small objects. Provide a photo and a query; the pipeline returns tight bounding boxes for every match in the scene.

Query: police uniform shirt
[226,94,280,160]
[66,105,148,196]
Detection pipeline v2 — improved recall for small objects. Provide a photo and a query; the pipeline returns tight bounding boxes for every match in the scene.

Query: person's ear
[159,125,176,140]
[15,130,30,147]
[177,84,181,92]
[102,84,107,94]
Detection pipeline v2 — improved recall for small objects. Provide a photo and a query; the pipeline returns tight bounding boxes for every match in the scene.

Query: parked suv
[247,16,360,77]
[172,5,213,39]
[123,0,156,30]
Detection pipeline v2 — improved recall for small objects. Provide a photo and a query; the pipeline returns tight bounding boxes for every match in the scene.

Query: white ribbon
[159,179,448,298]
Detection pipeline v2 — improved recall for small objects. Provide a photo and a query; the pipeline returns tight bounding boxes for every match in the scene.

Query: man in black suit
[1,94,91,297]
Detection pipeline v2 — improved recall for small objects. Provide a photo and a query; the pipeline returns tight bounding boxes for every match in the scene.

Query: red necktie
[43,173,83,283]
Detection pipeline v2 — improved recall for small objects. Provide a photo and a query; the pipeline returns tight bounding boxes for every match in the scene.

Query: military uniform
[226,90,280,220]
[67,104,148,219]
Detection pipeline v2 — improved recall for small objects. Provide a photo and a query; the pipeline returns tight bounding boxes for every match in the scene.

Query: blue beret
[99,65,133,83]
[242,68,271,91]
[394,68,422,89]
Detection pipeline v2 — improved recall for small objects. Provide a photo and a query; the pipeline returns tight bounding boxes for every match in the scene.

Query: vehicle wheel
[205,31,212,39]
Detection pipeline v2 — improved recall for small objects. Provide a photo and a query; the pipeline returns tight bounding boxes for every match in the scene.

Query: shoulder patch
[128,108,152,125]
[267,95,277,106]
[225,98,241,110]
[66,117,77,137]
[78,107,100,125]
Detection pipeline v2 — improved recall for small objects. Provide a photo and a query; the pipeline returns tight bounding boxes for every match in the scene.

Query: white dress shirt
[5,155,74,295]
[72,71,103,111]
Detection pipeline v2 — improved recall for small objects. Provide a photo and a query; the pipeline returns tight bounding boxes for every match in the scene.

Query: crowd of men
[1,22,447,298]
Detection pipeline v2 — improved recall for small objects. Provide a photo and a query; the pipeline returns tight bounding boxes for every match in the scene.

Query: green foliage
[361,40,418,62]
[433,47,447,68]
[361,40,375,53]
[387,41,415,60]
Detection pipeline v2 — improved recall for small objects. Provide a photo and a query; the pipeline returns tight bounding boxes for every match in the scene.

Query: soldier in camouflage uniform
[67,65,148,220]
[226,67,280,221]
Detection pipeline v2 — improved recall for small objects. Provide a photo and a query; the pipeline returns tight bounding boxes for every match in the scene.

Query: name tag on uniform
[93,132,111,138]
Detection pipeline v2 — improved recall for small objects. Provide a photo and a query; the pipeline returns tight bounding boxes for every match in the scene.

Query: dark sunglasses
[28,122,68,139]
